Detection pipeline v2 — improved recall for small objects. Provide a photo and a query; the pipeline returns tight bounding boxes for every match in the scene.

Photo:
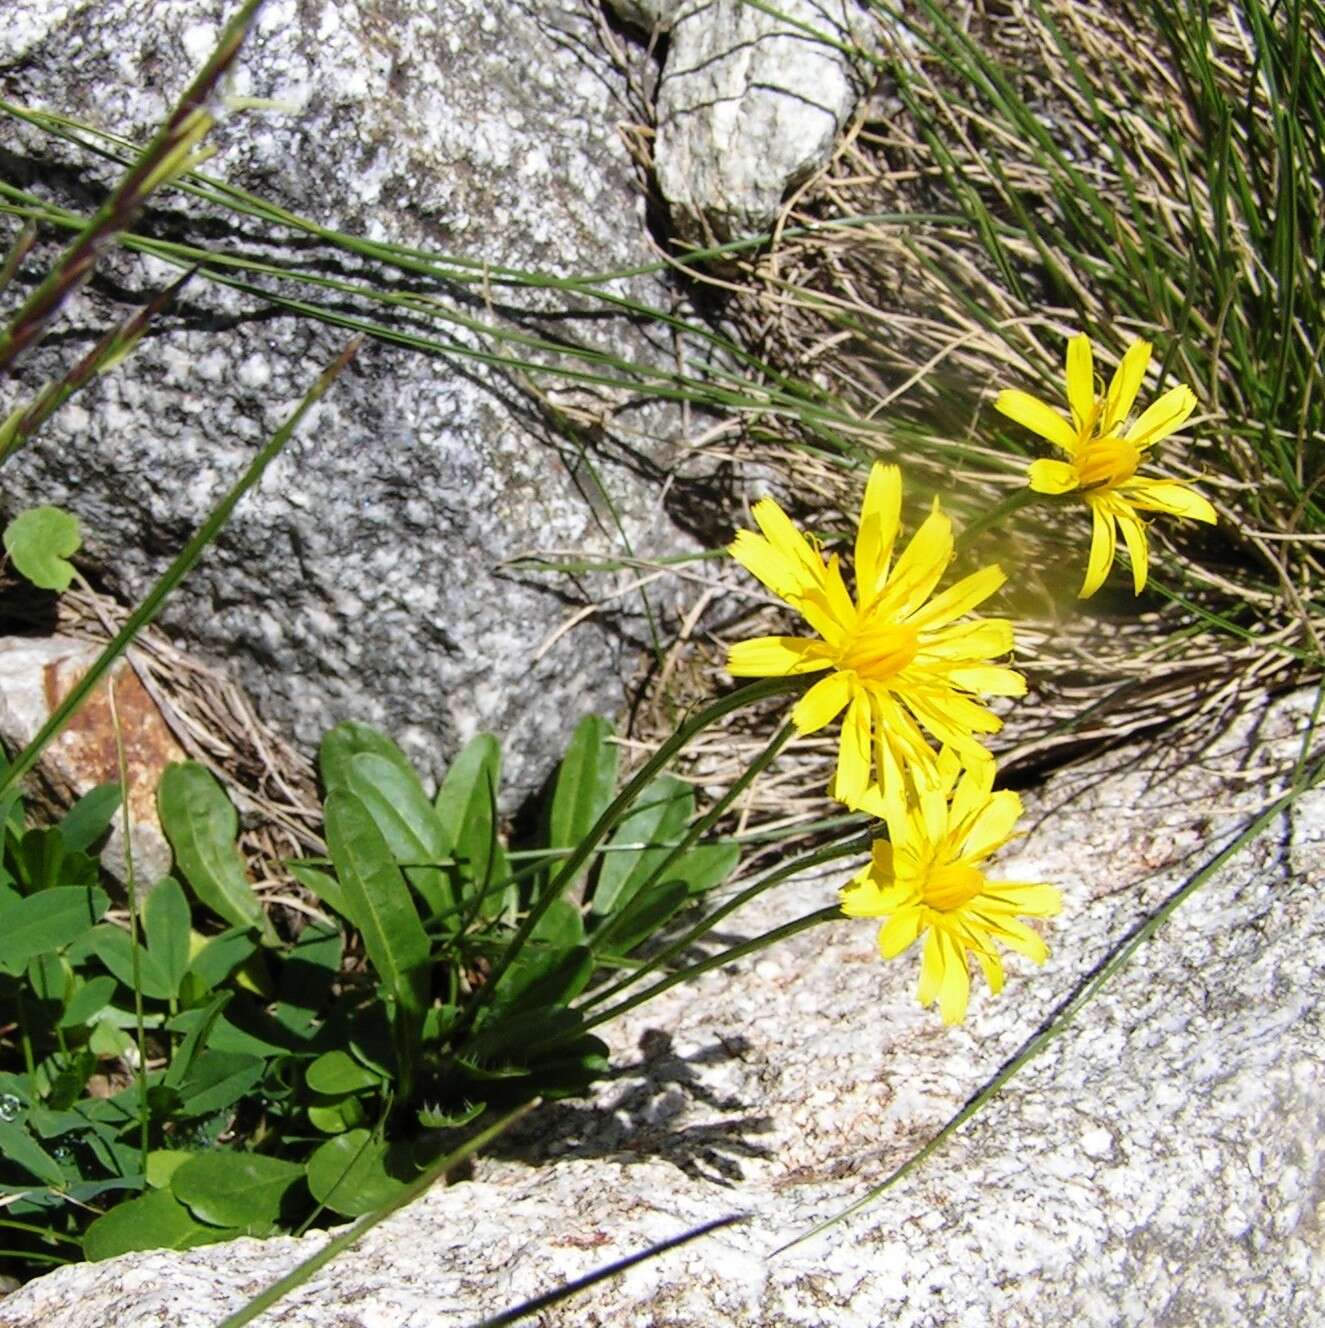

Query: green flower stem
[619,718,798,917]
[580,831,869,1019]
[583,905,844,1033]
[0,339,359,804]
[455,675,805,1039]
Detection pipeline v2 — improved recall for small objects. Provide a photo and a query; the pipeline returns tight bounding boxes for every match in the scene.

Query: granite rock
[655,0,878,241]
[3,686,1321,1326]
[0,0,698,799]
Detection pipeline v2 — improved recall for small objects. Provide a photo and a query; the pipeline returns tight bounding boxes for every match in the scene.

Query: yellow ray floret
[995,333,1217,597]
[840,752,1060,1025]
[726,464,1024,810]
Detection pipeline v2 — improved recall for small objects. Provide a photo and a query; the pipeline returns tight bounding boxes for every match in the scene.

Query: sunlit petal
[1080,499,1117,598]
[1124,384,1197,447]
[1064,333,1095,434]
[1102,338,1152,432]
[1121,479,1218,523]
[995,388,1078,453]
[1116,507,1150,594]
[791,669,855,733]
[854,462,902,599]
[726,636,831,677]
[1027,458,1080,494]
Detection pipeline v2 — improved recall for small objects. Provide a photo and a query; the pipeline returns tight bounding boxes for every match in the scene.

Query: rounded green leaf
[306,1130,412,1216]
[0,886,109,971]
[3,506,81,591]
[172,1151,304,1228]
[306,1049,382,1095]
[83,1188,236,1261]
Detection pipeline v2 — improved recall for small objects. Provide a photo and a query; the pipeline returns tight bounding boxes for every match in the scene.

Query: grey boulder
[0,0,697,798]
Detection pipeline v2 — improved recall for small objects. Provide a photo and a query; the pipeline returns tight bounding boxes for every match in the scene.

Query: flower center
[922,861,985,912]
[1076,436,1142,491]
[838,622,920,681]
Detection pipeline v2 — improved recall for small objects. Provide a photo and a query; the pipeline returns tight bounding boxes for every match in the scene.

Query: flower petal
[834,690,873,807]
[1102,339,1152,433]
[906,563,1006,632]
[936,929,971,1024]
[996,388,1079,453]
[1065,334,1095,434]
[840,868,889,917]
[878,907,924,958]
[791,668,855,733]
[1027,458,1080,494]
[878,505,953,620]
[962,789,1024,860]
[726,635,832,677]
[1121,478,1218,523]
[920,618,1016,661]
[855,463,902,600]
[917,927,944,1007]
[1124,384,1197,447]
[983,882,1062,916]
[1080,500,1117,598]
[944,664,1027,697]
[1116,507,1150,594]
[751,498,825,592]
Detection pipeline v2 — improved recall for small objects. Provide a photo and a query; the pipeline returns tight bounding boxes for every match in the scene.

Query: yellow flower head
[840,752,1060,1025]
[726,463,1025,810]
[995,334,1217,597]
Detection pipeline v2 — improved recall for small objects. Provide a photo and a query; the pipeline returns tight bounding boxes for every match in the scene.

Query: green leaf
[189,926,258,990]
[143,878,191,997]
[464,1004,584,1064]
[530,896,586,949]
[273,918,342,1038]
[83,1188,236,1261]
[491,944,593,1018]
[305,1130,412,1217]
[434,734,509,916]
[0,886,109,972]
[14,827,97,894]
[3,505,81,591]
[70,921,174,1000]
[668,841,741,895]
[58,783,122,852]
[172,1151,303,1228]
[319,722,419,794]
[308,1094,367,1134]
[547,715,618,879]
[162,993,231,1090]
[324,791,430,1088]
[0,1122,65,1185]
[158,763,275,943]
[306,1049,381,1096]
[25,952,71,1006]
[146,1150,194,1188]
[592,775,693,916]
[347,752,454,920]
[60,974,117,1028]
[416,1100,485,1130]
[589,879,689,958]
[176,1051,265,1118]
[286,862,357,929]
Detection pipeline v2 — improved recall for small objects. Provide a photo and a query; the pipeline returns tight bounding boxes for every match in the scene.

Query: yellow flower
[840,753,1060,1025]
[726,464,1024,810]
[995,334,1217,597]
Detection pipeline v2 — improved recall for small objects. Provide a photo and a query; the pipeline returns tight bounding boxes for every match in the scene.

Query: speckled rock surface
[4,686,1321,1326]
[654,0,878,241]
[0,0,698,796]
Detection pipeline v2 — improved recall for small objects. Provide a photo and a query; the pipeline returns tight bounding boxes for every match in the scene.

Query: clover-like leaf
[3,506,81,591]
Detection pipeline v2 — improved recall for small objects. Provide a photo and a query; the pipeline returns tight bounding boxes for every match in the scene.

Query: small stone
[0,635,184,885]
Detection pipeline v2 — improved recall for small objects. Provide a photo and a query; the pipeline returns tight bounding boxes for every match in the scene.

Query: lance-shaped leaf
[324,790,430,1089]
[546,715,618,885]
[159,763,275,944]
[346,752,453,920]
